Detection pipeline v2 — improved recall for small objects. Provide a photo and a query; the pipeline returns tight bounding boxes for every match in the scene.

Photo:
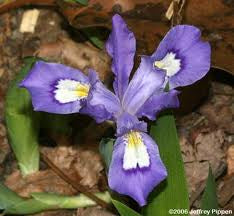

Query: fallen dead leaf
[5,169,75,197]
[218,174,234,207]
[227,145,234,176]
[199,93,234,134]
[30,209,75,216]
[36,37,112,84]
[0,122,10,164]
[77,206,116,216]
[179,124,226,203]
[41,145,104,189]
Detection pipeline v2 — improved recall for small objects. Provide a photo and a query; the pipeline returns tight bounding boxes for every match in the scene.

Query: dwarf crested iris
[20,14,210,206]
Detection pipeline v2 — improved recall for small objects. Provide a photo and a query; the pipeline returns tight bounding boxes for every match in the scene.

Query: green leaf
[201,166,218,216]
[82,28,108,49]
[112,199,142,216]
[32,191,111,209]
[64,0,88,6]
[99,138,114,170]
[0,183,24,210]
[143,114,189,216]
[0,182,111,215]
[5,57,40,176]
[5,199,52,215]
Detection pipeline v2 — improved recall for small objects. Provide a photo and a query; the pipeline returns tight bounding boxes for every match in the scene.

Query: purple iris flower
[151,25,211,89]
[20,14,210,206]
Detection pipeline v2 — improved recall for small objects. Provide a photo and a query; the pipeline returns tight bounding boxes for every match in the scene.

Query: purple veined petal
[152,25,211,89]
[106,14,136,100]
[136,90,180,120]
[19,61,90,114]
[82,69,121,123]
[122,56,165,115]
[108,132,167,206]
[116,112,147,137]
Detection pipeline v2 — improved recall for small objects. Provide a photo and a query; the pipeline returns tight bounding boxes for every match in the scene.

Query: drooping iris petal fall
[81,70,121,123]
[19,61,91,114]
[151,25,211,89]
[108,131,167,206]
[106,14,136,100]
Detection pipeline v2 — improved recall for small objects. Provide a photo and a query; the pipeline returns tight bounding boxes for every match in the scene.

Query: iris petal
[108,132,167,206]
[106,14,136,100]
[20,61,90,114]
[116,112,147,136]
[136,90,180,120]
[83,70,121,123]
[122,56,165,115]
[152,25,211,89]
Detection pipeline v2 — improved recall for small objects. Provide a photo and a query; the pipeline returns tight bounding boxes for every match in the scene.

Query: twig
[40,152,110,209]
[0,0,56,14]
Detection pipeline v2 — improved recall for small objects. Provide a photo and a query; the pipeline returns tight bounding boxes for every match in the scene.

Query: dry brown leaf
[194,129,225,164]
[4,169,75,197]
[227,145,234,176]
[199,93,234,134]
[180,135,196,163]
[74,150,103,188]
[180,128,226,202]
[218,174,234,207]
[77,206,115,216]
[36,37,112,83]
[41,146,104,189]
[31,209,75,216]
[0,122,10,164]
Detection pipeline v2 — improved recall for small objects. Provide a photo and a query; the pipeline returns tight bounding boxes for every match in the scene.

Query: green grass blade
[5,57,40,176]
[112,199,142,216]
[82,28,108,49]
[201,166,218,216]
[99,138,114,171]
[64,0,88,6]
[143,114,189,216]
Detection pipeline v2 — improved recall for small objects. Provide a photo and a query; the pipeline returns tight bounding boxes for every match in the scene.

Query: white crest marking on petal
[54,79,90,103]
[154,52,181,77]
[123,131,150,170]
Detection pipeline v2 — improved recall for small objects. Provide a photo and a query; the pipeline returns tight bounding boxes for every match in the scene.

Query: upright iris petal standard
[20,61,92,114]
[151,25,211,89]
[122,56,165,115]
[106,14,136,100]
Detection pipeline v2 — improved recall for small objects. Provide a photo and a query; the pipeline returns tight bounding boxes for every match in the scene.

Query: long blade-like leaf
[112,199,142,216]
[99,138,114,171]
[143,114,189,216]
[5,57,40,176]
[0,182,111,215]
[0,183,24,210]
[201,166,218,216]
